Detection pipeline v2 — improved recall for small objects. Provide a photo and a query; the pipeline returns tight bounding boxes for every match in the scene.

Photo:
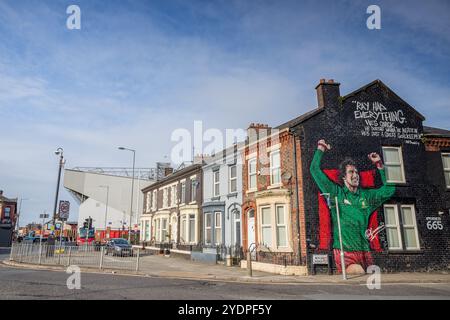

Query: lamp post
[118,147,135,242]
[16,198,30,233]
[99,185,109,242]
[52,148,65,231]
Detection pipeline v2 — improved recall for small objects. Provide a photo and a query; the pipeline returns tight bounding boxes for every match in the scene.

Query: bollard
[99,246,104,270]
[135,248,140,273]
[226,254,232,267]
[247,250,252,277]
[9,243,14,261]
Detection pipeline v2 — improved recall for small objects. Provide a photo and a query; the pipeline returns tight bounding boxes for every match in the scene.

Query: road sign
[39,213,49,219]
[59,200,70,220]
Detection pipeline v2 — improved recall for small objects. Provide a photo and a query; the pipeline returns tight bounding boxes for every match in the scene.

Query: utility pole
[118,147,136,242]
[99,185,109,242]
[52,148,64,229]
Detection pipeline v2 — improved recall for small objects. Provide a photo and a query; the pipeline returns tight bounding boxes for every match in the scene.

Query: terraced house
[202,144,244,248]
[0,190,17,247]
[290,79,450,273]
[141,164,203,246]
[241,121,307,274]
[240,79,449,275]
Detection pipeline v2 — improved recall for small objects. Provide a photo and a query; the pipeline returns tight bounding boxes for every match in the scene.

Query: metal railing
[243,243,300,266]
[138,241,245,264]
[10,243,145,272]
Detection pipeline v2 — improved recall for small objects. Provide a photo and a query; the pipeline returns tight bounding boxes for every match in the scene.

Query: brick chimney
[316,79,341,108]
[0,190,3,196]
[247,123,271,142]
[194,154,212,164]
[164,167,174,177]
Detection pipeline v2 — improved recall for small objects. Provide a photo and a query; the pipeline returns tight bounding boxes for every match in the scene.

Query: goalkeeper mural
[310,139,396,274]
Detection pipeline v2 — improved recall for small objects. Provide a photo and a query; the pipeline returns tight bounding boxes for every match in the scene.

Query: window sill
[246,189,257,194]
[211,196,220,201]
[388,181,407,186]
[227,192,238,198]
[259,247,293,253]
[189,201,197,205]
[267,184,283,190]
[387,249,423,254]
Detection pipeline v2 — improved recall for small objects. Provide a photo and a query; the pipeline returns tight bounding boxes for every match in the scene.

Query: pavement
[3,249,450,285]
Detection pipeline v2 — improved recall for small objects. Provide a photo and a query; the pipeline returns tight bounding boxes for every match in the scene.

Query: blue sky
[1,0,449,225]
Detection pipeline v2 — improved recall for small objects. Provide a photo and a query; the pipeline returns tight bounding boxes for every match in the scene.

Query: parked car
[105,238,133,257]
[22,236,47,244]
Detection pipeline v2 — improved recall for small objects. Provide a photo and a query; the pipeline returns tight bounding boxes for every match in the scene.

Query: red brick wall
[241,130,307,261]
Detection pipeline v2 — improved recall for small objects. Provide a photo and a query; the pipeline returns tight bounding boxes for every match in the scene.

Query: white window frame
[260,206,272,247]
[171,184,177,207]
[188,214,196,243]
[234,210,241,246]
[4,207,11,218]
[163,188,169,208]
[442,153,450,189]
[382,146,406,183]
[152,190,157,210]
[400,204,420,250]
[180,215,187,243]
[190,179,197,203]
[275,205,287,248]
[155,219,160,242]
[145,220,150,241]
[145,192,151,212]
[229,165,237,193]
[270,150,281,186]
[205,213,212,245]
[248,158,257,191]
[161,218,168,242]
[213,170,220,197]
[383,204,403,250]
[384,204,420,251]
[181,181,186,204]
[214,211,222,245]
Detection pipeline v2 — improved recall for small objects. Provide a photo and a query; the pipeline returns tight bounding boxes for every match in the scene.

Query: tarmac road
[0,260,449,300]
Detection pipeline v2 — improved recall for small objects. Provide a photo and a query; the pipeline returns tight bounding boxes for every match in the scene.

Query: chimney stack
[247,123,271,142]
[164,167,174,177]
[316,79,341,109]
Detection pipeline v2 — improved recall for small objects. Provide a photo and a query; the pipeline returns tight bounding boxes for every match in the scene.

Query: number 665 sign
[426,217,443,230]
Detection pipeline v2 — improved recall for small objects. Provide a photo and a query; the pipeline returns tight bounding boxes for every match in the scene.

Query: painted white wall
[64,169,154,230]
[77,197,128,230]
[203,152,243,246]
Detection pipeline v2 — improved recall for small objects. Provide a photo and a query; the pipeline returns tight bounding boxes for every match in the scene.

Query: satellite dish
[281,171,292,182]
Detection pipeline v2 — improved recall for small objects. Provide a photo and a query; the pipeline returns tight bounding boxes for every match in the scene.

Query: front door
[247,209,255,248]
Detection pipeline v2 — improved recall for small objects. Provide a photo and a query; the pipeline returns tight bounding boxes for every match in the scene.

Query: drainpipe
[291,131,303,266]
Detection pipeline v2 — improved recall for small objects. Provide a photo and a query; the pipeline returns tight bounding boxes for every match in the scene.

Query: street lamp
[118,146,135,242]
[16,197,30,233]
[52,147,65,230]
[99,185,110,241]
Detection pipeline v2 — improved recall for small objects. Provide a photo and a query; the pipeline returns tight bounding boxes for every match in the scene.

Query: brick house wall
[241,124,308,263]
[0,191,17,247]
[141,164,203,245]
[291,79,450,273]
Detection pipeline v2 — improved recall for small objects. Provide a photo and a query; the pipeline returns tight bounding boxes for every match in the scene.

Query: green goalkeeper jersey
[310,149,395,252]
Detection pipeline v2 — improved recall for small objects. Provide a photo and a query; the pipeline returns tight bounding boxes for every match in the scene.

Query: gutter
[291,130,303,266]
